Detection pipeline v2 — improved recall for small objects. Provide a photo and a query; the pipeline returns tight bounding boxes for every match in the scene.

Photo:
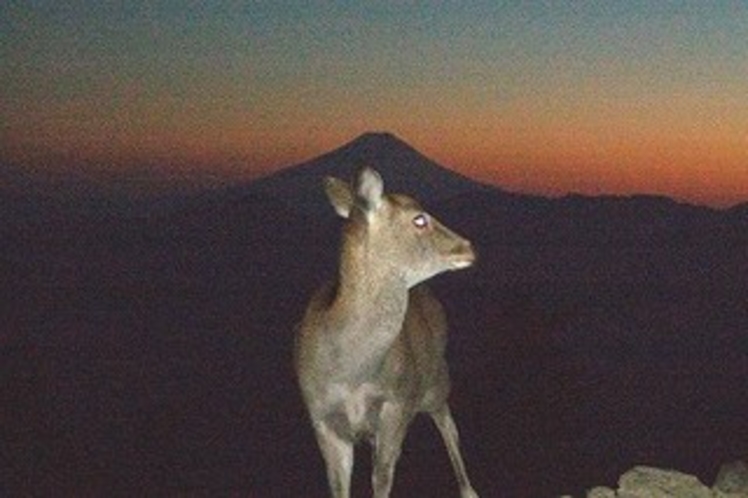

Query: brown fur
[295,168,479,498]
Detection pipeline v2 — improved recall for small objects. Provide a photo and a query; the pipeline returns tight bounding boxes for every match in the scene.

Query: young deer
[295,167,479,497]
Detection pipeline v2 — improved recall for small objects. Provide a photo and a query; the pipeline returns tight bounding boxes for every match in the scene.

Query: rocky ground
[561,461,748,497]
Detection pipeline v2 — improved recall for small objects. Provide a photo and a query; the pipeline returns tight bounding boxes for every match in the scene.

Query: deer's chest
[324,382,386,439]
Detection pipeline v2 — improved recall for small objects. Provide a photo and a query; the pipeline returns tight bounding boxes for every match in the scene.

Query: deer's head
[324,167,475,288]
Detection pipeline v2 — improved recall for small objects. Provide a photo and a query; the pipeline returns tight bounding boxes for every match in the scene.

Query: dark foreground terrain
[3,134,747,496]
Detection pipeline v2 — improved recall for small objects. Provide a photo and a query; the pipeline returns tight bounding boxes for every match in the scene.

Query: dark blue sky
[2,1,747,206]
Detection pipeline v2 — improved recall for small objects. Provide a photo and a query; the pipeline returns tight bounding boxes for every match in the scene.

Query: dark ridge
[728,201,748,219]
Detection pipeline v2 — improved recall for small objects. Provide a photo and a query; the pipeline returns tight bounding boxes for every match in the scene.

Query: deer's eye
[412,213,429,229]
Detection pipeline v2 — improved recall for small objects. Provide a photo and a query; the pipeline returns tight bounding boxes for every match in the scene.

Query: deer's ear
[324,176,354,219]
[355,167,383,213]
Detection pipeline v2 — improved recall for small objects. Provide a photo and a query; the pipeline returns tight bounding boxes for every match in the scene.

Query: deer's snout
[449,238,476,270]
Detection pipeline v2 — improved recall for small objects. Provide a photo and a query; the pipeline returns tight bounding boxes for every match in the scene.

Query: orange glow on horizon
[422,119,747,208]
[3,75,746,208]
[3,121,747,208]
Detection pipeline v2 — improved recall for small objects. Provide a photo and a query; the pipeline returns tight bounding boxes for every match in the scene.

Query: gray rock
[586,486,617,497]
[563,461,748,497]
[617,466,712,498]
[713,460,748,496]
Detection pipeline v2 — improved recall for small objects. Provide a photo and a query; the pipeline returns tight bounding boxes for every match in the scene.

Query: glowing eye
[412,214,429,229]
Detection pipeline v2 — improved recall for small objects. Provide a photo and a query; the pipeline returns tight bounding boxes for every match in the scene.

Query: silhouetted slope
[433,188,747,248]
[246,132,491,215]
[729,201,748,221]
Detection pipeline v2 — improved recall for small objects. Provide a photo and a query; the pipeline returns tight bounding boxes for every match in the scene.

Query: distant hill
[433,189,731,248]
[729,201,748,220]
[244,132,492,216]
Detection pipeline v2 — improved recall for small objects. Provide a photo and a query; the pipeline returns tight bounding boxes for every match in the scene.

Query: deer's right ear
[324,176,354,219]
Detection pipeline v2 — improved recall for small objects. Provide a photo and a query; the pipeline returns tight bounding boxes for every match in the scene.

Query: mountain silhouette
[246,132,491,216]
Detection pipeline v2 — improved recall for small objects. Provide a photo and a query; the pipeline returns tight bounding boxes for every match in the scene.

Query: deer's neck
[329,235,409,376]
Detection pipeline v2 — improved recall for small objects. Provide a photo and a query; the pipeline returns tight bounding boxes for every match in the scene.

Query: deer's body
[298,284,449,438]
[295,168,478,498]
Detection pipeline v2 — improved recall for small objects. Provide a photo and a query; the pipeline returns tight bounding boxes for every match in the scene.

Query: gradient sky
[2,1,747,206]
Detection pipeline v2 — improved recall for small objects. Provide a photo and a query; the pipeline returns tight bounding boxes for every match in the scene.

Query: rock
[586,486,616,497]
[617,466,712,498]
[565,461,748,497]
[713,460,748,496]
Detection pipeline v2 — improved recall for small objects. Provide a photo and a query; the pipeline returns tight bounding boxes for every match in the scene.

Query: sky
[2,1,747,206]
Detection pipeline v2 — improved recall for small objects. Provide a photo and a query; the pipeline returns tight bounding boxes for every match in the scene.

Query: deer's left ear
[355,167,384,214]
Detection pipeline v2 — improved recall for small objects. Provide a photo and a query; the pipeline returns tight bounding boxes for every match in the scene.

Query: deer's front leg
[431,405,479,498]
[314,421,354,498]
[372,402,409,498]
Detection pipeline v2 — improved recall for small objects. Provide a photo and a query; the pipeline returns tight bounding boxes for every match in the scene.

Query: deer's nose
[450,239,476,269]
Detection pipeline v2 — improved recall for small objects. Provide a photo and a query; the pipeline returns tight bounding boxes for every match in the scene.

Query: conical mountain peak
[319,132,429,172]
[349,131,400,145]
[248,132,490,216]
[343,131,413,153]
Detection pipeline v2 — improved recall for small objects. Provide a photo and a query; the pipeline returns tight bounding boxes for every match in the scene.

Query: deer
[294,167,479,497]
